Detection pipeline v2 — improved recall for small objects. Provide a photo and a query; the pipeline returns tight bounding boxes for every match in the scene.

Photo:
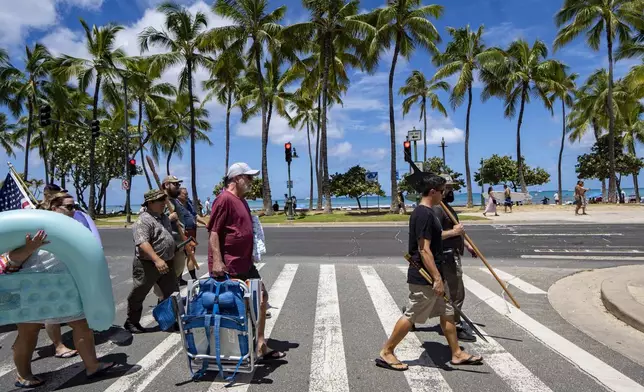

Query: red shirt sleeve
[207,193,229,274]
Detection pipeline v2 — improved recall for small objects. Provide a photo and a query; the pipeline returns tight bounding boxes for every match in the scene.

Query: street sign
[365,171,378,182]
[121,180,129,190]
[395,171,400,181]
[407,129,422,141]
[286,180,293,188]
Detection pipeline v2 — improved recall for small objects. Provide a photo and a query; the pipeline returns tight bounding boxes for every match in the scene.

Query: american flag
[0,172,35,212]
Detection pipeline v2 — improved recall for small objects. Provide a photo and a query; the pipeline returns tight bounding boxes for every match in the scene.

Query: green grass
[258,211,487,224]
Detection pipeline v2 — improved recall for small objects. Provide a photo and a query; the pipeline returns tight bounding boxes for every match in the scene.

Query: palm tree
[367,0,443,212]
[554,0,644,203]
[481,39,559,193]
[432,25,500,207]
[285,0,375,213]
[617,79,644,202]
[150,93,212,175]
[289,94,318,212]
[210,0,289,215]
[548,64,578,206]
[140,1,213,208]
[53,19,126,218]
[399,70,448,162]
[203,47,245,174]
[10,44,52,181]
[125,57,177,189]
[0,113,18,157]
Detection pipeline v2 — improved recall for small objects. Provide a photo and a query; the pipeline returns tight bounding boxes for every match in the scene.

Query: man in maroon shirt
[207,162,286,361]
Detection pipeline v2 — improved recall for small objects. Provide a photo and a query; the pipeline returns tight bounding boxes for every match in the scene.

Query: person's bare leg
[45,324,77,357]
[68,319,112,375]
[440,315,482,364]
[14,323,42,384]
[255,285,284,358]
[378,317,412,370]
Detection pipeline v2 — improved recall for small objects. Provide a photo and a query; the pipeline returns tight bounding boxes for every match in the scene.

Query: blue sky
[1,0,642,205]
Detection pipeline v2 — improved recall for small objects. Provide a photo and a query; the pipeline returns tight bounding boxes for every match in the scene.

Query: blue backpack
[182,277,250,383]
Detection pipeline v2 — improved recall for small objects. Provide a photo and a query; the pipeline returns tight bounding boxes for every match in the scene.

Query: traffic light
[403,140,412,162]
[39,105,51,127]
[128,158,137,176]
[90,120,100,138]
[285,142,292,163]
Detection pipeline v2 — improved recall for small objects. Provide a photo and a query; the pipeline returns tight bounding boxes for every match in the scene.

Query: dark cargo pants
[126,257,180,324]
[442,250,465,324]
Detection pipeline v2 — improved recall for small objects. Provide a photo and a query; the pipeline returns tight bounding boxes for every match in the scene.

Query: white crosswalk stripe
[479,267,547,294]
[463,274,644,392]
[1,262,643,392]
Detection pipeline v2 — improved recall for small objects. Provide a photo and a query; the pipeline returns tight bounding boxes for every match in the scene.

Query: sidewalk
[549,265,644,367]
[460,204,644,224]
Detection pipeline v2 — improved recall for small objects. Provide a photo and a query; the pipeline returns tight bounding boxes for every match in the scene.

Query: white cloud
[60,0,103,9]
[235,113,343,146]
[362,148,387,160]
[377,113,465,146]
[328,141,353,158]
[483,22,533,47]
[567,128,595,151]
[0,0,58,48]
[41,27,90,59]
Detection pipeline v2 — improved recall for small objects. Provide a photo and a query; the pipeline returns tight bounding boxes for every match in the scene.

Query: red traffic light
[285,142,291,150]
[129,159,136,165]
[403,141,411,148]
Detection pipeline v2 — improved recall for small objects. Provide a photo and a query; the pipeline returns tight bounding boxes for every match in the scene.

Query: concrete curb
[601,275,644,334]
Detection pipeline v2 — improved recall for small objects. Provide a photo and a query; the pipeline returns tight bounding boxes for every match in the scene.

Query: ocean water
[106,187,643,213]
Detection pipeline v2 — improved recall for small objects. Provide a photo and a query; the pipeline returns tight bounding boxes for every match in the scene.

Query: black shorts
[214,264,262,282]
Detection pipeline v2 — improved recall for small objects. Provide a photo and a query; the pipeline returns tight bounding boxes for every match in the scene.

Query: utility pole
[480,158,485,209]
[122,74,132,223]
[439,137,448,169]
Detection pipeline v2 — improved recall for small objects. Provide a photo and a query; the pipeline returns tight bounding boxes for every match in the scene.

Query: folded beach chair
[168,277,262,385]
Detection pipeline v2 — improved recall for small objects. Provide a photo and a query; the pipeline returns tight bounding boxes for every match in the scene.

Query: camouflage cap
[142,189,167,206]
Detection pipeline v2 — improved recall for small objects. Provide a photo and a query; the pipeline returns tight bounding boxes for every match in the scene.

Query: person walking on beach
[503,185,513,213]
[483,187,498,217]
[574,181,588,215]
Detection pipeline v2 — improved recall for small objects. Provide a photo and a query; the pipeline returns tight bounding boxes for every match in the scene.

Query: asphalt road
[0,223,643,392]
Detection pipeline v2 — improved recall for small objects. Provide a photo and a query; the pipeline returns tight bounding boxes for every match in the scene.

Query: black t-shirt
[407,204,443,285]
[432,203,464,254]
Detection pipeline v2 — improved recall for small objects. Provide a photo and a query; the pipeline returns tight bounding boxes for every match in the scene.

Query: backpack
[182,277,250,383]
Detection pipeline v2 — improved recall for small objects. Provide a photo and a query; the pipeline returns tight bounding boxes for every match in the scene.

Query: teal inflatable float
[0,209,115,331]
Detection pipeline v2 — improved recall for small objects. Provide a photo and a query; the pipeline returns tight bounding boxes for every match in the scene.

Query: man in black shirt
[377,174,483,371]
[433,174,477,342]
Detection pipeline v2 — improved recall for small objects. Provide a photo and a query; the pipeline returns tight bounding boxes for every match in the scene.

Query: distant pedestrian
[554,192,559,205]
[503,185,513,213]
[574,181,588,215]
[483,187,498,217]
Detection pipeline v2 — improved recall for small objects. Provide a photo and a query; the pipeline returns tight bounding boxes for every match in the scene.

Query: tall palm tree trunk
[138,100,153,189]
[388,34,401,213]
[465,85,473,207]
[23,98,34,180]
[39,131,49,185]
[225,89,232,174]
[316,92,322,210]
[606,29,617,203]
[558,99,566,205]
[167,138,177,175]
[254,45,272,215]
[187,60,199,207]
[423,97,427,162]
[628,139,640,203]
[321,38,332,214]
[89,74,102,219]
[516,84,528,194]
[306,120,313,212]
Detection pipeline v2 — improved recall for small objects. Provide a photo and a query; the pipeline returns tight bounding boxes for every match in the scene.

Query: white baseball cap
[227,162,260,179]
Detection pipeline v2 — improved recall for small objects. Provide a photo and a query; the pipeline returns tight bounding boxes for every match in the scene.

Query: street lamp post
[122,75,132,223]
[480,158,485,209]
[285,142,298,220]
[439,137,447,170]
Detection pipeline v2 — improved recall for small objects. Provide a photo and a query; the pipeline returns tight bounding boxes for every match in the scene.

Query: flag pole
[7,162,39,206]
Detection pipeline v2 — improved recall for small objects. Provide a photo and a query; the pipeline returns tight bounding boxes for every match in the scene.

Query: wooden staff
[439,199,520,309]
[145,155,199,270]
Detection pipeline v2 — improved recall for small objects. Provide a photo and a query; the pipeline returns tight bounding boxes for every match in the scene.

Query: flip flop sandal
[55,350,78,359]
[86,362,117,379]
[450,355,483,366]
[15,376,45,388]
[375,357,408,371]
[259,350,286,361]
